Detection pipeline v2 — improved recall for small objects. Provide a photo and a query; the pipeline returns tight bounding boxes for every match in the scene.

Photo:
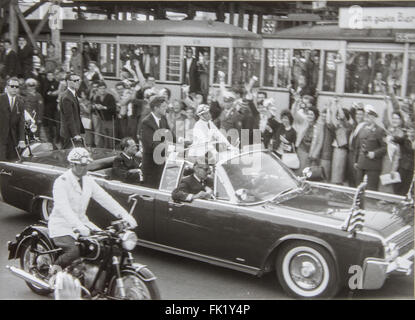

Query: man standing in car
[140,96,171,188]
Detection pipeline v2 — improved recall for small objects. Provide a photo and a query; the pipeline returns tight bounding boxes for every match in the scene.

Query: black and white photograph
[0,0,413,306]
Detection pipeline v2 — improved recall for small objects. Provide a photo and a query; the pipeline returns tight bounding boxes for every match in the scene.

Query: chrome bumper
[362,249,414,290]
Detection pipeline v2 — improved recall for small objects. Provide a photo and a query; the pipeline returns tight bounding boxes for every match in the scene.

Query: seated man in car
[172,160,214,202]
[112,137,143,183]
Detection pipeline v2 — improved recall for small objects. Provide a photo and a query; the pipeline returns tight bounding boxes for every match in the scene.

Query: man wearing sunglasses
[59,72,84,148]
[0,77,26,160]
[112,136,143,183]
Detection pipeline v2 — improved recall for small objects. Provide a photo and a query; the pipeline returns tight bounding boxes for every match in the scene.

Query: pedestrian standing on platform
[91,81,117,149]
[17,37,33,79]
[2,39,19,79]
[354,105,386,191]
[59,73,84,149]
[0,77,26,160]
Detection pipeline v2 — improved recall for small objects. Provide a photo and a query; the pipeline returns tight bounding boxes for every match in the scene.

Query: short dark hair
[7,77,19,85]
[308,107,320,120]
[120,137,135,150]
[161,87,171,99]
[149,96,166,110]
[97,81,107,88]
[4,39,11,45]
[65,72,79,81]
[280,109,294,125]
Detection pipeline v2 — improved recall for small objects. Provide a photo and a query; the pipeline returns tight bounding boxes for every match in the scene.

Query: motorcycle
[6,220,160,300]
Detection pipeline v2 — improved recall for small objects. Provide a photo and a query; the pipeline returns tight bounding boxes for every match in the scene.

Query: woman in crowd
[264,103,297,159]
[327,99,352,185]
[393,126,415,196]
[21,78,45,141]
[166,99,186,141]
[292,94,323,174]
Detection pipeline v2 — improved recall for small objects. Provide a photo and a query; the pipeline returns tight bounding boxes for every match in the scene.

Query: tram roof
[50,19,261,39]
[263,24,413,42]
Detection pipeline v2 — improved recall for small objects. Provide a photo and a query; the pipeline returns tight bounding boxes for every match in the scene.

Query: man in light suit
[0,77,26,161]
[48,148,137,269]
[59,73,84,149]
[140,96,172,188]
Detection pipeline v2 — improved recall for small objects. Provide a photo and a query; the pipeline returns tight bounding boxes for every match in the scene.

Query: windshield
[221,151,298,203]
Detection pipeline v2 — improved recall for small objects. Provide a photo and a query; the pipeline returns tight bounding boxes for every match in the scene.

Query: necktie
[10,97,15,111]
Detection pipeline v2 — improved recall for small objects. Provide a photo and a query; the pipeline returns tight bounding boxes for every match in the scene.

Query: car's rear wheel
[40,198,53,221]
[276,241,339,299]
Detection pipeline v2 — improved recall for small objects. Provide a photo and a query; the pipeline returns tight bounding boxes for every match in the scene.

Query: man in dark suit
[17,36,33,79]
[2,39,19,79]
[354,105,386,191]
[59,73,84,149]
[140,96,172,188]
[112,137,142,183]
[172,160,213,202]
[0,77,26,161]
[182,47,198,95]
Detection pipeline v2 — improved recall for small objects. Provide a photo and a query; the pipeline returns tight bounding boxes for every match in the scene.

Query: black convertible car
[1,147,413,298]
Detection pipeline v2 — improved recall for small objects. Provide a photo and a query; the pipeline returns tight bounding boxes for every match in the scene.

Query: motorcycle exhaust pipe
[6,265,52,290]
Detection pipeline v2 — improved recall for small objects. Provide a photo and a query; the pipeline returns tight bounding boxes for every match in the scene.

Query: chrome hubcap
[289,253,324,290]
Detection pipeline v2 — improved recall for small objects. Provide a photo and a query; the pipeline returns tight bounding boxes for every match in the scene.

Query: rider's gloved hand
[76,225,91,237]
[122,215,138,229]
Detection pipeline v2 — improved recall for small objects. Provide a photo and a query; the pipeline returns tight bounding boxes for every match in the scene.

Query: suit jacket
[140,113,170,155]
[182,57,198,93]
[0,93,25,146]
[355,124,386,171]
[3,50,19,78]
[112,153,142,183]
[172,175,213,202]
[17,44,33,78]
[59,89,85,139]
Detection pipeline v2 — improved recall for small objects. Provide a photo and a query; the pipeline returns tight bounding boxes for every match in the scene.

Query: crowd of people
[0,38,414,197]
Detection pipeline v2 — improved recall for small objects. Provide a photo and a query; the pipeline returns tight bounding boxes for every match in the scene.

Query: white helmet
[67,148,93,165]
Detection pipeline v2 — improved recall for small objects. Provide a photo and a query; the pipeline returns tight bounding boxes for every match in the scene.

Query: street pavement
[0,200,413,300]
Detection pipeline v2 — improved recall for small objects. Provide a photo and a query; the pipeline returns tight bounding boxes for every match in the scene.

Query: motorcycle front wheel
[108,269,161,300]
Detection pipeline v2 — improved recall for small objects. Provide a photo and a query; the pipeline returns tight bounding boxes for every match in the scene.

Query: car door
[156,164,246,263]
[88,178,156,242]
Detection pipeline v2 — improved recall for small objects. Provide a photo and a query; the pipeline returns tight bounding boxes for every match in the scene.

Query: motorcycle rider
[48,147,138,272]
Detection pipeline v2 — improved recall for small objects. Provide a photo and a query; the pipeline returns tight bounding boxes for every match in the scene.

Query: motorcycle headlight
[384,242,399,261]
[121,231,137,251]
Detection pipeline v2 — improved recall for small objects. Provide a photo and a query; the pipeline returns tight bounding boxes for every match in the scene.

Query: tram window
[119,44,160,80]
[182,46,210,94]
[213,48,229,84]
[346,51,403,96]
[407,51,415,96]
[291,49,320,92]
[166,46,181,82]
[322,51,337,92]
[62,42,78,72]
[232,48,261,86]
[95,43,116,76]
[263,49,290,88]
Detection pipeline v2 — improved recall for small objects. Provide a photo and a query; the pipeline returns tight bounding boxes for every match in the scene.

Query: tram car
[33,20,414,115]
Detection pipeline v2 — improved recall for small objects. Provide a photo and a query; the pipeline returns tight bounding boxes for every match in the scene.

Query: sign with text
[339,6,415,29]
